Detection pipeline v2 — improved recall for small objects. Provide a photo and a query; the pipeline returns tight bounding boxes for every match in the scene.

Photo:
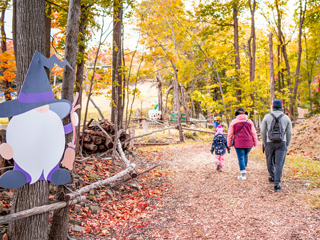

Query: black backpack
[268,113,285,143]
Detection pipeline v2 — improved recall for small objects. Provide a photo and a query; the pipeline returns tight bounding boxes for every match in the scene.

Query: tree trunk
[0,1,11,102]
[304,34,313,111]
[74,5,90,154]
[8,1,49,239]
[248,0,256,114]
[61,0,81,105]
[164,84,173,116]
[111,0,123,129]
[0,1,8,53]
[233,4,241,102]
[156,71,163,119]
[269,32,275,106]
[276,1,292,116]
[292,0,306,122]
[12,0,17,57]
[121,24,125,129]
[167,17,183,141]
[50,1,81,239]
[276,0,282,93]
[173,71,184,142]
[180,84,190,122]
[45,3,51,60]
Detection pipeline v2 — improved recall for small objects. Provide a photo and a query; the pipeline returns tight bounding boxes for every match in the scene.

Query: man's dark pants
[265,141,287,185]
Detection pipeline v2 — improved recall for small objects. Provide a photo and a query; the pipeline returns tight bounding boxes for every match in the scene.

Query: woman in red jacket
[227,107,258,180]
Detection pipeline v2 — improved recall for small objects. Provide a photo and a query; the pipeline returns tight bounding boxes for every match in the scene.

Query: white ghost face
[6,106,65,184]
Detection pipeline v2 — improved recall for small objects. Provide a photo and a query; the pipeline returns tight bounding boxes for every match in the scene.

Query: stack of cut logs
[80,120,129,153]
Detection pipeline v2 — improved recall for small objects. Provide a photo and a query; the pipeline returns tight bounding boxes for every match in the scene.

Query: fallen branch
[117,139,131,168]
[95,120,130,169]
[65,166,136,201]
[135,143,170,146]
[75,156,90,163]
[0,196,86,225]
[181,127,261,136]
[89,98,105,120]
[86,118,94,128]
[111,164,161,188]
[181,127,214,134]
[145,119,166,126]
[97,149,113,158]
[125,126,175,143]
[0,166,14,171]
[94,120,113,142]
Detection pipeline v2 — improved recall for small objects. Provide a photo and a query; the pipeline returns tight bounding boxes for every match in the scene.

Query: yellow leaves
[192,91,222,113]
[225,69,236,78]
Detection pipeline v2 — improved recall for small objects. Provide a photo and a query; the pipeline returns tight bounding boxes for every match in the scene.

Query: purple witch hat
[0,51,72,119]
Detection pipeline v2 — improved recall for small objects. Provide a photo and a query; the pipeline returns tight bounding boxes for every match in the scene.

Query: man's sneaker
[269,177,274,183]
[274,185,281,192]
[237,175,247,180]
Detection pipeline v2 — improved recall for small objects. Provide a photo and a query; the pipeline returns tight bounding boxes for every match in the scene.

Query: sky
[3,0,296,51]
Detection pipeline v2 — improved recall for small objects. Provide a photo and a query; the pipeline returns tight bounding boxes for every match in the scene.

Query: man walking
[261,100,292,192]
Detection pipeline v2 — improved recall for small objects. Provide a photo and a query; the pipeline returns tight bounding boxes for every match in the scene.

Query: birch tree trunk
[233,4,241,102]
[8,1,49,239]
[269,32,275,106]
[50,1,81,239]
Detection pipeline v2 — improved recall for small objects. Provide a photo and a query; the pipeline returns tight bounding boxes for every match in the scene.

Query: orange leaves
[0,51,16,83]
[68,149,171,239]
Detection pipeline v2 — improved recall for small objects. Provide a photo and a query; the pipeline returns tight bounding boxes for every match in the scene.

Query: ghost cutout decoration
[0,51,80,189]
[148,101,161,121]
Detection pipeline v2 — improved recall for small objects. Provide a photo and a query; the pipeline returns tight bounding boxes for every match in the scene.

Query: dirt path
[147,144,320,239]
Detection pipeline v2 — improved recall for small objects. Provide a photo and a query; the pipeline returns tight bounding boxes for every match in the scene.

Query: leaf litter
[68,148,173,239]
[140,143,320,239]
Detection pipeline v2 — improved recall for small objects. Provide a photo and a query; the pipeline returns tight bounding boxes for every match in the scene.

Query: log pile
[80,120,129,153]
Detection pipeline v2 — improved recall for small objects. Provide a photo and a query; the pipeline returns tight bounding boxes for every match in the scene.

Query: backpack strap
[270,113,284,122]
[234,119,248,140]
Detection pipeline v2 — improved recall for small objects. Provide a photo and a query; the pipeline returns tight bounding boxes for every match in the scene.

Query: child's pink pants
[215,155,225,167]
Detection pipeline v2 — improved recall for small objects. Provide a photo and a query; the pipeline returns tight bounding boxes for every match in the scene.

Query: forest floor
[68,140,320,239]
[138,143,320,239]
